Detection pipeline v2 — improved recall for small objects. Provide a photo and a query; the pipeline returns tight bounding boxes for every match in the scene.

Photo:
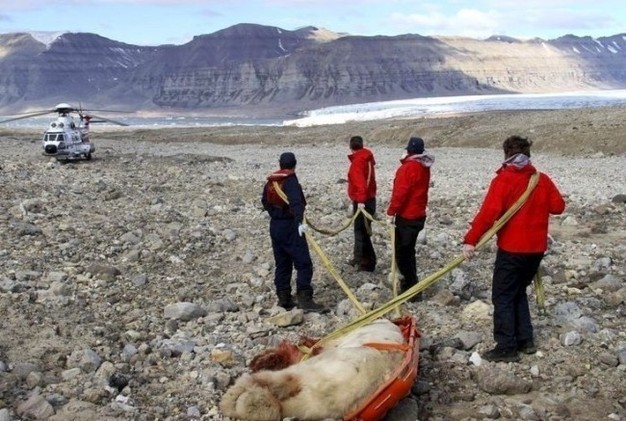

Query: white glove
[386,215,395,225]
[357,203,366,211]
[298,223,308,237]
[462,244,475,259]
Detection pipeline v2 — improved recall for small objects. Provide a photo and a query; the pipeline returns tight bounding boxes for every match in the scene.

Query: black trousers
[492,249,544,350]
[353,197,377,271]
[394,216,425,290]
[269,219,313,293]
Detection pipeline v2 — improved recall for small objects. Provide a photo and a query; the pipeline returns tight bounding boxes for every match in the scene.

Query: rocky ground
[0,107,625,421]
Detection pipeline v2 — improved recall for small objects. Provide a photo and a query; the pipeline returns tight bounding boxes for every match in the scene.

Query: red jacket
[464,163,565,253]
[387,154,433,220]
[347,148,377,203]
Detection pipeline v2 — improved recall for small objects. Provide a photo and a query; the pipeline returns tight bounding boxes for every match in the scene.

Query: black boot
[400,279,415,294]
[296,289,326,313]
[276,290,296,310]
[358,257,376,272]
[401,280,422,302]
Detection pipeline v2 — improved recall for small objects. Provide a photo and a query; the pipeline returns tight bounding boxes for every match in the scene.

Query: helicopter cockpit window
[44,133,64,142]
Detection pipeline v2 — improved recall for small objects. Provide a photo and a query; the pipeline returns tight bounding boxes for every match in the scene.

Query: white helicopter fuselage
[1,102,126,159]
[42,115,95,160]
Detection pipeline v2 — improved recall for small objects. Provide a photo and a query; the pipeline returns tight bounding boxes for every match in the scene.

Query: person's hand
[298,223,308,237]
[462,244,475,259]
[386,215,395,225]
[357,203,366,211]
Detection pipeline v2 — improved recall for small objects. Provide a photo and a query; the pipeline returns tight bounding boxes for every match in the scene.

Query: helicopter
[0,103,129,160]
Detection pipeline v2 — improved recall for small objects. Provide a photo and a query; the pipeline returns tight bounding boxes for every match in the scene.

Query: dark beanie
[279,152,297,169]
[406,136,425,154]
[349,135,363,150]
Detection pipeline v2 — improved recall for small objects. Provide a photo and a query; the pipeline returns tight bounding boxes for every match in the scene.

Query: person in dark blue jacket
[261,152,325,312]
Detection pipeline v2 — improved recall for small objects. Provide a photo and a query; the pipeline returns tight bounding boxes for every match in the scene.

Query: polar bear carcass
[220,318,407,421]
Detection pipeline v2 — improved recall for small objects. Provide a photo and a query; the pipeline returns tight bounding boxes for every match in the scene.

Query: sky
[0,0,624,46]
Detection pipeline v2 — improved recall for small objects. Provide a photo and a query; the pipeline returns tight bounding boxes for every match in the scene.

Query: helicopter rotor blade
[87,114,129,126]
[0,110,55,124]
[0,104,133,125]
[84,109,133,114]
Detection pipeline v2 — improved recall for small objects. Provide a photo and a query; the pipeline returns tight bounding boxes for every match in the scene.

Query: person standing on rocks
[261,152,325,313]
[462,135,565,363]
[386,136,434,299]
[347,135,377,272]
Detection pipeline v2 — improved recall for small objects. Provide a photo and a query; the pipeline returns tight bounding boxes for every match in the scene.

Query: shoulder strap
[499,171,540,223]
[272,181,289,204]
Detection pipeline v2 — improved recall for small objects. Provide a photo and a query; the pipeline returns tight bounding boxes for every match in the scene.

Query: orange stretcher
[344,315,421,421]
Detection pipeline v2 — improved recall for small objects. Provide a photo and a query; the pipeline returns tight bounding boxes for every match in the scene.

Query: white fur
[220,319,405,420]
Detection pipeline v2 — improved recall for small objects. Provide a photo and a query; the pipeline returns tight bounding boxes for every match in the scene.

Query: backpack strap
[272,181,289,204]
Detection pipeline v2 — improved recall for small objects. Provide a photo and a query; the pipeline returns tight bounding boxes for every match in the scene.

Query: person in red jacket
[387,137,434,296]
[463,135,565,363]
[347,135,377,272]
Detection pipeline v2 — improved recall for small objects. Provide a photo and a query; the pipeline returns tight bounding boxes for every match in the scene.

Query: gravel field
[0,107,624,420]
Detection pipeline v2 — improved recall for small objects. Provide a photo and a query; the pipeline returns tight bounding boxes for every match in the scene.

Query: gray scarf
[503,153,530,169]
[406,152,435,168]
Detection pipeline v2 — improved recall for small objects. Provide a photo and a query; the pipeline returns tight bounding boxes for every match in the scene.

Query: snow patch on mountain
[29,31,66,47]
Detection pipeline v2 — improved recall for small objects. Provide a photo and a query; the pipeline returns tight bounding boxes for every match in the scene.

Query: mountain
[1,24,626,116]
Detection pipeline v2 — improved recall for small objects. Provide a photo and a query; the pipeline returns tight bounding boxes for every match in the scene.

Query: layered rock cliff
[0,24,625,116]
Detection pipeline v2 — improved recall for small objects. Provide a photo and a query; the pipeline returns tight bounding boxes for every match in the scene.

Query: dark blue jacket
[261,170,306,224]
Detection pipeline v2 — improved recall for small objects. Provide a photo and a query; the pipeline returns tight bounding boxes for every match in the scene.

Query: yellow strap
[306,212,359,236]
[308,172,541,351]
[305,232,367,315]
[535,265,546,315]
[307,208,399,316]
[274,171,541,355]
[272,181,367,314]
[307,162,372,236]
[273,179,395,315]
[272,180,289,203]
[363,342,409,352]
[296,344,313,355]
[363,208,373,236]
[389,221,401,319]
[363,162,373,235]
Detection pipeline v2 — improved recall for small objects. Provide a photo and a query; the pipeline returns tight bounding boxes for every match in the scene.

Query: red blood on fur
[298,337,325,355]
[221,318,419,421]
[250,341,303,372]
[298,337,320,348]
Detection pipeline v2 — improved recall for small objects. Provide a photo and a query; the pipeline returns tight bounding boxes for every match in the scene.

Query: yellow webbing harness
[308,172,542,350]
[272,172,543,354]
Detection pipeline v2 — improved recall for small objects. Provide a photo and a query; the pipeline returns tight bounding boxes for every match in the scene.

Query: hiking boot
[358,256,376,272]
[407,292,423,303]
[357,264,375,273]
[518,340,537,355]
[347,258,358,267]
[482,347,521,363]
[296,289,327,313]
[400,280,417,294]
[276,290,296,310]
